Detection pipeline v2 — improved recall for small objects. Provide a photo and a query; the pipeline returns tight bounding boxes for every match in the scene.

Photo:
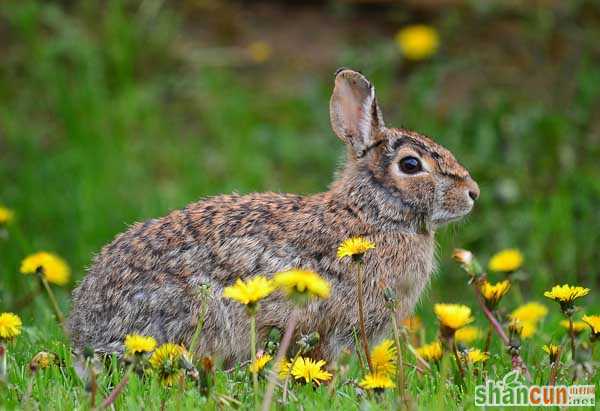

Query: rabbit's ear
[330,69,384,157]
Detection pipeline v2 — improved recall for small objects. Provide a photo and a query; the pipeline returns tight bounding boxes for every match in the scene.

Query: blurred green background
[1,0,599,319]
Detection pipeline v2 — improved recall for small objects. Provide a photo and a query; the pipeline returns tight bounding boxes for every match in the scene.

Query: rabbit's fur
[68,69,479,364]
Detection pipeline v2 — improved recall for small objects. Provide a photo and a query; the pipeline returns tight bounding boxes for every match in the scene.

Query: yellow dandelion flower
[0,206,14,225]
[359,372,395,390]
[0,312,22,339]
[30,351,57,370]
[480,280,511,308]
[370,339,397,376]
[455,326,483,345]
[488,249,523,272]
[395,25,439,61]
[223,276,275,306]
[434,303,473,333]
[416,341,443,362]
[149,343,187,385]
[124,334,157,355]
[248,41,272,63]
[290,357,332,385]
[542,344,561,363]
[461,349,488,364]
[402,316,422,333]
[559,320,587,334]
[544,284,590,305]
[336,237,375,260]
[20,252,71,286]
[273,269,330,299]
[249,353,272,374]
[510,302,548,324]
[582,315,600,337]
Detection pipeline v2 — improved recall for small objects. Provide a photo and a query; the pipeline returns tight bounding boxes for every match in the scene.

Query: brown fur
[68,69,479,364]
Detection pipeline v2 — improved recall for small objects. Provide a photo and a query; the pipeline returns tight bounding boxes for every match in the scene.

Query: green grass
[1,0,600,409]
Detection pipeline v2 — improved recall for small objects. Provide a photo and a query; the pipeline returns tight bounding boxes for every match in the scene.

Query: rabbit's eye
[399,156,422,174]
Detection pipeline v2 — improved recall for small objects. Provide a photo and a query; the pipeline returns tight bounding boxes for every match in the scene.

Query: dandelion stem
[282,350,301,403]
[568,316,576,360]
[472,277,532,381]
[355,263,373,372]
[0,343,6,384]
[39,275,65,326]
[451,339,465,379]
[250,314,258,408]
[483,325,493,354]
[100,364,133,409]
[391,313,407,406]
[261,309,298,411]
[351,327,366,370]
[189,298,208,356]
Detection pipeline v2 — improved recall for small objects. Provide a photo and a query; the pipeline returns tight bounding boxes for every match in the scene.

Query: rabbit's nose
[466,179,480,201]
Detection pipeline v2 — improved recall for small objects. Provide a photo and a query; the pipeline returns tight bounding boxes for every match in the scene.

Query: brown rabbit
[68,69,479,364]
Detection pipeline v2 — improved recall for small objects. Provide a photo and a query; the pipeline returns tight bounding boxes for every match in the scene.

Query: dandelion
[290,357,332,385]
[488,249,523,273]
[336,237,375,261]
[480,280,511,309]
[29,351,57,371]
[223,276,275,309]
[20,252,70,324]
[416,341,443,363]
[543,344,561,363]
[0,312,22,340]
[359,372,395,390]
[434,303,473,337]
[263,270,331,410]
[248,41,272,63]
[460,349,489,365]
[395,25,439,61]
[124,334,157,356]
[149,343,188,386]
[582,315,600,341]
[273,269,330,300]
[0,206,14,226]
[510,302,548,324]
[224,275,275,404]
[370,339,397,376]
[544,284,589,312]
[249,353,272,374]
[455,326,483,345]
[20,252,70,286]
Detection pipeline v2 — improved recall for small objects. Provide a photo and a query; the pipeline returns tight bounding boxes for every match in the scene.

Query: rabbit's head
[330,69,479,231]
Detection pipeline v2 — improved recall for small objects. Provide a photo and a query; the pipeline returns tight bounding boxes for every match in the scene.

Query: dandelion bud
[383,287,396,304]
[452,249,473,266]
[297,332,320,354]
[452,248,482,277]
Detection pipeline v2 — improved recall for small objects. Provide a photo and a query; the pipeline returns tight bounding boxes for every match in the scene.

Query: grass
[1,0,600,409]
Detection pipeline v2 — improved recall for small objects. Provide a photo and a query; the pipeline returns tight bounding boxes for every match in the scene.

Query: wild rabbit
[68,69,479,364]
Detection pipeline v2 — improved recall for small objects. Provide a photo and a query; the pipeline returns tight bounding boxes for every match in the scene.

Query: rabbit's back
[68,192,364,357]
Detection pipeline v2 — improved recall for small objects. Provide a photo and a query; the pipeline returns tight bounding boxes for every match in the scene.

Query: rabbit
[68,69,479,365]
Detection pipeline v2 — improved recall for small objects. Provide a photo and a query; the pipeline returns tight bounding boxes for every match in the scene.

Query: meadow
[1,1,600,409]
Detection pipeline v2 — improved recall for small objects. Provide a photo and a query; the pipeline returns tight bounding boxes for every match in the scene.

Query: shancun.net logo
[475,371,595,407]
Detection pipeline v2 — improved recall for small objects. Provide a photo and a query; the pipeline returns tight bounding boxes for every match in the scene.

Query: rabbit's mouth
[431,206,473,226]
